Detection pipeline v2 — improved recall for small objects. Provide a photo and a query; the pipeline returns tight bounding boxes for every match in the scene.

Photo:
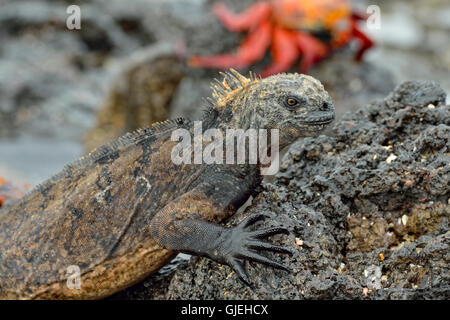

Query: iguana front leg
[149,180,292,285]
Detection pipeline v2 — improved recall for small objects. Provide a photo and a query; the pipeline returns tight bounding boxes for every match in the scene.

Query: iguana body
[0,69,334,299]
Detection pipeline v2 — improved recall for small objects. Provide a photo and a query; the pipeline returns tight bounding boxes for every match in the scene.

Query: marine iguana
[0,69,335,299]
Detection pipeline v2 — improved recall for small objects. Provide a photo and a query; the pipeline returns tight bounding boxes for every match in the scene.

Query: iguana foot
[218,214,292,285]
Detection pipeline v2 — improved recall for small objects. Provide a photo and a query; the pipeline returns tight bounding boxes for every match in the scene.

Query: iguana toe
[227,258,252,286]
[238,250,291,273]
[248,226,290,239]
[239,213,271,228]
[244,239,293,255]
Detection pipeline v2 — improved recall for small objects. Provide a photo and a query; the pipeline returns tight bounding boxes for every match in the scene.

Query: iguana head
[206,69,335,149]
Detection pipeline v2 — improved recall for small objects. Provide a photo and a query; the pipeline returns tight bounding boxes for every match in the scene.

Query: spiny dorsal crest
[18,118,190,205]
[205,69,259,107]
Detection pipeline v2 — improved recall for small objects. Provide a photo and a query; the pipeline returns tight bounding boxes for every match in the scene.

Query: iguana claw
[222,214,292,285]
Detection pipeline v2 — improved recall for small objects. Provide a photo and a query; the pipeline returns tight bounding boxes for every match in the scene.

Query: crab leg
[351,18,374,61]
[261,27,299,77]
[212,2,271,32]
[189,21,272,70]
[351,11,369,21]
[348,11,374,61]
[295,31,328,73]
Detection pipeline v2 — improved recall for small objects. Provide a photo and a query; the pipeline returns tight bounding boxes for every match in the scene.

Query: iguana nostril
[320,102,330,111]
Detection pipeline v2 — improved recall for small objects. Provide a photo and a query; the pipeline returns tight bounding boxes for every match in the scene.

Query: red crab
[190,0,374,77]
[0,177,27,207]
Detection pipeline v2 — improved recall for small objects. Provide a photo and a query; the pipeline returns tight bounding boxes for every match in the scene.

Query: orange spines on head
[209,69,259,107]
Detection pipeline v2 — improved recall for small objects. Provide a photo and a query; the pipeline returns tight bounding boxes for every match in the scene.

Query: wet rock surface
[114,80,449,300]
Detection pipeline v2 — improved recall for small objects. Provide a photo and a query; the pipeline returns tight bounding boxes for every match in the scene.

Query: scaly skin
[0,69,334,299]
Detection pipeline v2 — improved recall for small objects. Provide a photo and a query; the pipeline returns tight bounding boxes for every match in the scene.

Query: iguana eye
[284,97,299,109]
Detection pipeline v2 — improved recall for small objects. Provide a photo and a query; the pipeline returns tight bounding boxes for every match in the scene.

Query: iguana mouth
[309,119,333,125]
[300,114,335,125]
